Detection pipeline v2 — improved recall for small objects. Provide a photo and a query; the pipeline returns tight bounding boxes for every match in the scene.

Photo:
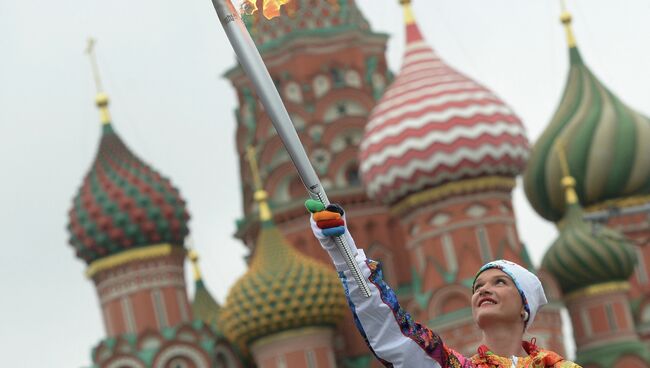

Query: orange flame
[241,0,292,19]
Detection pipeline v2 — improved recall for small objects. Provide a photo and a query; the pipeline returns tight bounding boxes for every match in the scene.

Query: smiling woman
[306,201,581,368]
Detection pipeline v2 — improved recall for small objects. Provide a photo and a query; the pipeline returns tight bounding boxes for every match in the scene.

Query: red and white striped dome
[359,3,529,205]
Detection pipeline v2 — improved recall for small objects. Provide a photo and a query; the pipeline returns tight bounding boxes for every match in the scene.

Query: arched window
[323,101,368,123]
[330,129,363,153]
[215,354,228,368]
[166,357,191,368]
[214,345,240,368]
[428,285,472,319]
[345,166,360,186]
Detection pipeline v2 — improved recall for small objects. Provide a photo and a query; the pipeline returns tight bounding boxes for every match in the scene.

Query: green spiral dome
[524,26,650,222]
[542,178,637,294]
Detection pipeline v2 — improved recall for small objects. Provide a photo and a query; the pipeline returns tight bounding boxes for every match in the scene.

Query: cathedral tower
[67,42,225,367]
[226,1,412,362]
[358,0,564,355]
[523,2,650,346]
[541,142,648,367]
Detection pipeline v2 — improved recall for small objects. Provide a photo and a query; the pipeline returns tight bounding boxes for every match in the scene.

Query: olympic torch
[210,0,372,297]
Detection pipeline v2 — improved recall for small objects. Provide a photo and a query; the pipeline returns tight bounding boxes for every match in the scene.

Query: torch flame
[241,0,291,19]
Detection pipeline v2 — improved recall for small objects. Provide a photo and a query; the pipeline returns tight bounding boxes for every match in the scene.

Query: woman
[305,200,580,368]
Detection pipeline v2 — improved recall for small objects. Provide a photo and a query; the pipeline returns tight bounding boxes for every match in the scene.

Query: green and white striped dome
[542,177,637,294]
[524,13,650,222]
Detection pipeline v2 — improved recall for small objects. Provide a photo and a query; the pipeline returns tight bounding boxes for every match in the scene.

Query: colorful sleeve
[338,249,470,368]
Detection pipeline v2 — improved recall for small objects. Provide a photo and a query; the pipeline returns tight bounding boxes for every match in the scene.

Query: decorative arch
[214,344,242,368]
[138,331,163,351]
[321,117,365,143]
[175,324,199,343]
[428,284,472,319]
[152,343,210,368]
[313,88,375,122]
[322,100,369,124]
[104,355,147,368]
[114,337,135,357]
[327,125,365,154]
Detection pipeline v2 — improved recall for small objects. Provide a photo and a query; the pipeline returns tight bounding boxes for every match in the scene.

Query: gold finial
[188,248,203,281]
[246,145,272,222]
[399,0,415,25]
[559,0,577,48]
[85,38,112,125]
[555,138,578,204]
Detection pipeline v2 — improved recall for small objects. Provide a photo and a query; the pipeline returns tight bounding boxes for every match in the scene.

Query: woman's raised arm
[305,200,469,368]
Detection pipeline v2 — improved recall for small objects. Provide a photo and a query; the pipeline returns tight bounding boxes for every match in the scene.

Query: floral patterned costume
[337,252,580,368]
[305,201,580,368]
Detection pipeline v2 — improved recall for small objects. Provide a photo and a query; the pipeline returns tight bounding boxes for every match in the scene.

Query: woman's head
[471,260,547,331]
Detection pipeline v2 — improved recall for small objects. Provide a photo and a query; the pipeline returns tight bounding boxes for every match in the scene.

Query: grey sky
[0,0,648,367]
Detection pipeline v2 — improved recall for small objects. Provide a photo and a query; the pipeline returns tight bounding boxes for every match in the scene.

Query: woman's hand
[305,199,358,268]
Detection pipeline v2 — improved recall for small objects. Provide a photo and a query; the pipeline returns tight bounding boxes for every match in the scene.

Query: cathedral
[65,1,650,367]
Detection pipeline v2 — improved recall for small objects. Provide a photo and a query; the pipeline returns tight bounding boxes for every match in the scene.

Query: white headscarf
[473,260,548,329]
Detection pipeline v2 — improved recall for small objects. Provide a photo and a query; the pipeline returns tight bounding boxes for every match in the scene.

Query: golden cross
[85,37,104,93]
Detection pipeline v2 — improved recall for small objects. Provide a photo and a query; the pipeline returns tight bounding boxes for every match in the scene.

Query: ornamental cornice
[224,30,387,81]
[86,244,185,278]
[585,194,650,213]
[564,281,630,302]
[391,176,516,216]
[407,216,516,250]
[96,265,186,304]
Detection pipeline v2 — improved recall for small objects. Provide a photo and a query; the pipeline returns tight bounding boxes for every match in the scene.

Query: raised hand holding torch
[209,0,372,298]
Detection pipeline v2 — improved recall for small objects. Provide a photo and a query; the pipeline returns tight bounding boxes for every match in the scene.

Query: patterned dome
[523,12,650,222]
[219,193,346,349]
[359,1,529,206]
[542,176,637,294]
[67,94,190,264]
[243,0,371,51]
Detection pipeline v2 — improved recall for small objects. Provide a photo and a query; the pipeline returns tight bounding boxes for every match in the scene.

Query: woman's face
[471,268,524,328]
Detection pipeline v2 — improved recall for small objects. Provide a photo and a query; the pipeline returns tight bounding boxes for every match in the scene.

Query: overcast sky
[0,0,648,367]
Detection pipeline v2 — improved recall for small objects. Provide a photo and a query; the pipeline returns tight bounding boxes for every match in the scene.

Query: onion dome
[242,0,371,51]
[189,250,222,331]
[359,0,529,206]
[541,145,637,294]
[523,9,650,222]
[219,147,346,349]
[67,92,190,264]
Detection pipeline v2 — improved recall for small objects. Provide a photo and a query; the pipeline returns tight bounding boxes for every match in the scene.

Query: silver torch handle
[211,0,372,298]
